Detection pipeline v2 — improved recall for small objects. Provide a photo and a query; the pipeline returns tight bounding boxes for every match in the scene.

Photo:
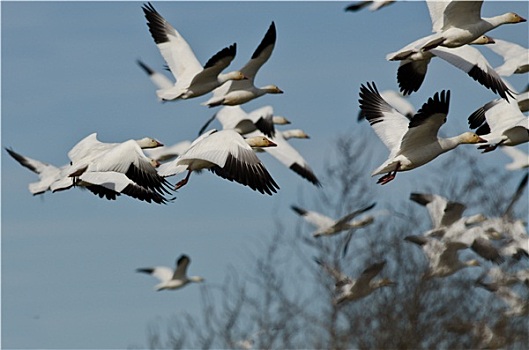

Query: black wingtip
[251,21,277,60]
[397,61,426,96]
[289,163,321,187]
[203,43,237,69]
[409,193,433,206]
[408,90,450,128]
[404,235,426,246]
[137,59,155,75]
[198,113,218,136]
[291,205,307,216]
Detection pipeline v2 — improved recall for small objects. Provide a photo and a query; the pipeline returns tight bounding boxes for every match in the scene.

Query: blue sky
[2,1,528,348]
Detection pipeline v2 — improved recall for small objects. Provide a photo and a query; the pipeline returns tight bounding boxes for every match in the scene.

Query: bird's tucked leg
[478,141,503,153]
[377,163,400,185]
[175,170,192,190]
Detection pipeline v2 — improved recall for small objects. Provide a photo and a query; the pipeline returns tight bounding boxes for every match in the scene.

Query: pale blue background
[2,1,528,348]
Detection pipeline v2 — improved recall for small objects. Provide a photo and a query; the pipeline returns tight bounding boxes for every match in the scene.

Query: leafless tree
[142,132,528,349]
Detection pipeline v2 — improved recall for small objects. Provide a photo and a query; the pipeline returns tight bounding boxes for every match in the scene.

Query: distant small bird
[501,146,529,171]
[136,254,204,291]
[315,258,395,305]
[203,22,283,108]
[291,203,376,237]
[359,82,486,184]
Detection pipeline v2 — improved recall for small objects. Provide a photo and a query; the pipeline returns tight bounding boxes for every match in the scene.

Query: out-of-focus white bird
[485,38,529,76]
[315,258,394,305]
[477,266,529,290]
[280,129,310,140]
[405,235,480,279]
[5,148,69,195]
[203,22,283,107]
[198,105,290,138]
[468,98,529,153]
[477,282,528,317]
[157,129,280,195]
[291,202,376,238]
[410,191,504,263]
[137,254,204,291]
[410,192,467,230]
[141,3,245,101]
[501,146,529,171]
[358,82,486,184]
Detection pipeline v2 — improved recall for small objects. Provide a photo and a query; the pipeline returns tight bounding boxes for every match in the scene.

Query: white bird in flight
[137,254,204,291]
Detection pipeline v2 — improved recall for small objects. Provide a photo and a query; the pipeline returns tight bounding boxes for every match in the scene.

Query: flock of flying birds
[6,0,529,322]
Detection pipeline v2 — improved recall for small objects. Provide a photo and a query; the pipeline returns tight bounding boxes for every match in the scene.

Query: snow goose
[247,129,320,186]
[143,139,192,163]
[468,97,529,152]
[291,202,376,238]
[410,193,487,239]
[409,192,504,263]
[66,139,173,204]
[141,3,245,101]
[444,226,505,264]
[344,0,395,12]
[280,129,310,140]
[358,82,486,185]
[387,37,513,99]
[445,319,506,350]
[477,283,528,317]
[404,235,480,279]
[65,133,163,169]
[198,105,290,138]
[358,89,415,121]
[157,129,280,195]
[6,146,167,202]
[410,192,467,230]
[49,133,171,202]
[137,254,204,291]
[477,266,529,291]
[136,59,173,92]
[501,146,529,171]
[485,39,529,76]
[203,22,283,107]
[5,148,70,195]
[484,218,529,261]
[420,0,526,52]
[315,258,394,305]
